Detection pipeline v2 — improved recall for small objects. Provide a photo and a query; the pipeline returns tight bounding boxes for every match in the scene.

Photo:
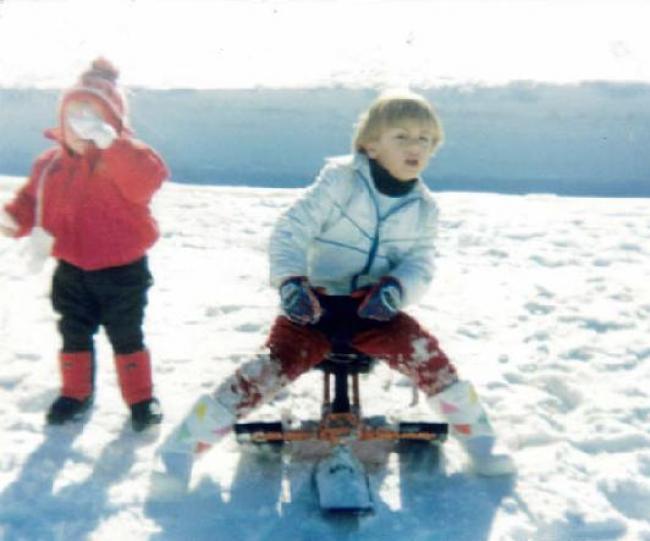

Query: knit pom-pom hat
[60,57,127,132]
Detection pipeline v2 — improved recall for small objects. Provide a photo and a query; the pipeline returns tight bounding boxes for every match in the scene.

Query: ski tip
[313,444,379,515]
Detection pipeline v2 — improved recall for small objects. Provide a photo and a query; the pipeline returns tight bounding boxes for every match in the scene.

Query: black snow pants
[51,257,153,355]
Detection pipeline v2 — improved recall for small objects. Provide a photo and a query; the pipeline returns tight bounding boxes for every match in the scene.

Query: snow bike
[234,345,449,514]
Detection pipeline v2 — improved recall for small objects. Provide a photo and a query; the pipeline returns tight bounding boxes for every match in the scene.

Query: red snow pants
[267,294,458,395]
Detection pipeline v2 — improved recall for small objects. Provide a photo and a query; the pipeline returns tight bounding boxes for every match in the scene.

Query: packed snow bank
[1,82,650,196]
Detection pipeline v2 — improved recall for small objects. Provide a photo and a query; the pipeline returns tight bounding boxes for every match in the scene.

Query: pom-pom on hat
[60,57,127,132]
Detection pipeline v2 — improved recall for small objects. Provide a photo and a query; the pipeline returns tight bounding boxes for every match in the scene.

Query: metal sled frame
[234,348,449,513]
[234,348,449,447]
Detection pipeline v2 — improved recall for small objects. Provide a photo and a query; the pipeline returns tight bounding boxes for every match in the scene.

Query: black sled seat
[234,345,448,446]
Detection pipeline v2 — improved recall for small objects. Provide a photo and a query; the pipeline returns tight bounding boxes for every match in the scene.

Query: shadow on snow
[0,419,156,540]
[144,442,515,541]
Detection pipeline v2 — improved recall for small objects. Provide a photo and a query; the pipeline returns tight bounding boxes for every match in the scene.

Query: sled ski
[314,444,373,513]
[235,348,448,513]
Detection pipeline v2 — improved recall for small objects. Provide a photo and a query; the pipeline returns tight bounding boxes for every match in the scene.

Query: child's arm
[269,161,349,287]
[100,137,169,204]
[2,150,58,238]
[3,188,36,238]
[387,200,439,306]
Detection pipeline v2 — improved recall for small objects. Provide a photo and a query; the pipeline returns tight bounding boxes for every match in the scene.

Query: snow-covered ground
[1,177,649,540]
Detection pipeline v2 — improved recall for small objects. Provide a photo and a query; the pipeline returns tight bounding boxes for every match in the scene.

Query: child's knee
[267,317,330,379]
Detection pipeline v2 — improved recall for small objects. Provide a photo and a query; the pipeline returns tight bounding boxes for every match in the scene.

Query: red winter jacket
[4,133,168,270]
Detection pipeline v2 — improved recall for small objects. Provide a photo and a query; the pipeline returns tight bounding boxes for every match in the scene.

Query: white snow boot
[152,393,236,498]
[430,380,516,477]
[161,393,236,456]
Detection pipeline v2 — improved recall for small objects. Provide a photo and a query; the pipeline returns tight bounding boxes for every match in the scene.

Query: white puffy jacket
[269,153,439,306]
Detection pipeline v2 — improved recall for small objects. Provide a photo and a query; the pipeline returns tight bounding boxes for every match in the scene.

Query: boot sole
[132,413,163,433]
[46,399,93,425]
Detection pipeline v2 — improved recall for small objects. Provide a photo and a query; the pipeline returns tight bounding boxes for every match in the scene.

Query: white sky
[1,0,649,88]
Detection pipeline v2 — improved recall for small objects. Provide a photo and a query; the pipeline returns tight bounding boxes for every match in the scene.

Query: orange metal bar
[242,416,447,445]
[242,428,446,444]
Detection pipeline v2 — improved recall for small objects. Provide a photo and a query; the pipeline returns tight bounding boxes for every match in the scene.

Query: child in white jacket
[157,90,515,491]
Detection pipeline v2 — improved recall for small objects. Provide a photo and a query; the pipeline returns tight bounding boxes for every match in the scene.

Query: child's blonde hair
[353,89,444,154]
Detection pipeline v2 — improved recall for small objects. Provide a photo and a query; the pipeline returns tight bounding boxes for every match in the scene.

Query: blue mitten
[357,277,403,321]
[279,276,323,325]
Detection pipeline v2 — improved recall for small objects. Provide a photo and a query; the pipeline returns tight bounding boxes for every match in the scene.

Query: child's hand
[0,225,16,237]
[66,105,117,149]
[357,277,403,321]
[279,276,322,325]
[0,209,18,237]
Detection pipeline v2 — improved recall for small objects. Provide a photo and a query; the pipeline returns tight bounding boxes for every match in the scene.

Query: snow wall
[1,82,649,196]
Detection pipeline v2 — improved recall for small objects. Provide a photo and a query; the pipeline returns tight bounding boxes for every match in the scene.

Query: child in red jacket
[0,58,169,431]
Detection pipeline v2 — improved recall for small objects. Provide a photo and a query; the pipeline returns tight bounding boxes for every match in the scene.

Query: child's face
[365,120,436,181]
[62,98,109,155]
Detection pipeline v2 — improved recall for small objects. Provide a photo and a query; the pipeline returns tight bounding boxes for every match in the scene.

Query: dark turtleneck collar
[369,158,417,198]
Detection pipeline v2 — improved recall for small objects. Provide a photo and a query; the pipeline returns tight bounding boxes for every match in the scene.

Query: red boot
[46,351,94,425]
[115,350,162,431]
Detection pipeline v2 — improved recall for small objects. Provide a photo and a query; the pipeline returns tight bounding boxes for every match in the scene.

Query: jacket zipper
[350,167,421,291]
